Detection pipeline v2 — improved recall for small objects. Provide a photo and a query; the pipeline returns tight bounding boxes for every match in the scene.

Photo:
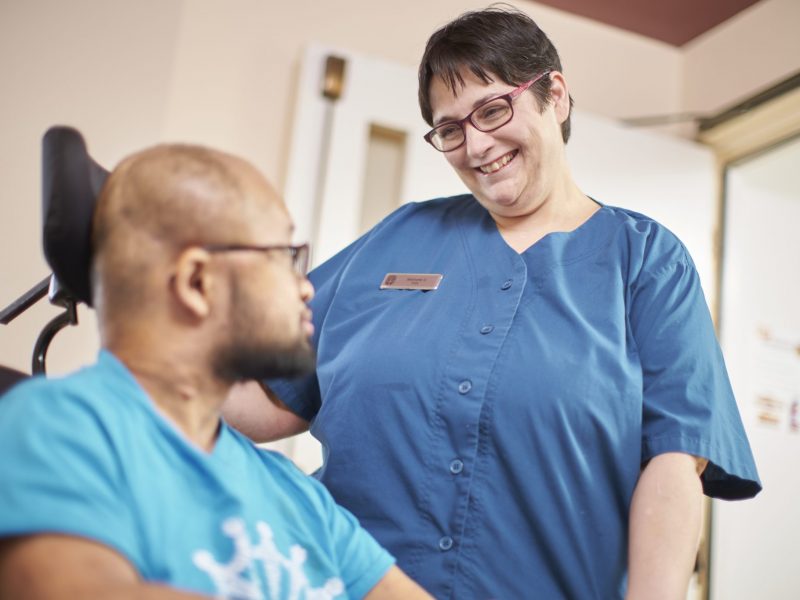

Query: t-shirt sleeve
[319,485,395,598]
[270,453,395,598]
[0,380,139,562]
[629,244,761,500]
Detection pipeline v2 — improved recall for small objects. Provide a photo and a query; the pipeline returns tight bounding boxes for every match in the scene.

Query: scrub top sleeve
[265,202,423,420]
[629,250,761,500]
[0,382,139,562]
[266,374,320,423]
[264,232,376,421]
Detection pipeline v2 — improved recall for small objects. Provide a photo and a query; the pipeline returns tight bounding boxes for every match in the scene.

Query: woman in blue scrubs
[225,7,761,599]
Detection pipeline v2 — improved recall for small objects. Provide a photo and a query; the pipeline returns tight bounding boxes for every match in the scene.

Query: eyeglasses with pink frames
[423,70,551,152]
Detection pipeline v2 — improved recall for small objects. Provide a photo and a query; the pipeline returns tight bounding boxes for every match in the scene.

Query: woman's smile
[477,150,518,175]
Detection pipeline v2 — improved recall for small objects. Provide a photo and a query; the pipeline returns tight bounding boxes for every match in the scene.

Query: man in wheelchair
[0,143,430,599]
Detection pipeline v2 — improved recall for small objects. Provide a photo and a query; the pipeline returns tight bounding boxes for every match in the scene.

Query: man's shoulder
[225,430,332,510]
[0,354,136,439]
[228,430,316,487]
[1,360,100,411]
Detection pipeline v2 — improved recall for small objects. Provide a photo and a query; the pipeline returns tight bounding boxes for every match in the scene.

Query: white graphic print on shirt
[193,517,345,600]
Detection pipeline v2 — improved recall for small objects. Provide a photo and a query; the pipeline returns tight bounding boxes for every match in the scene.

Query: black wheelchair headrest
[42,127,109,307]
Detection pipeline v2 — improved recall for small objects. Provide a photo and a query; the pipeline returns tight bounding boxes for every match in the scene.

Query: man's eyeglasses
[203,243,310,275]
[423,71,551,153]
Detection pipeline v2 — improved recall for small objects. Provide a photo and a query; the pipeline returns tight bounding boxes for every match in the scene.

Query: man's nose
[299,275,315,303]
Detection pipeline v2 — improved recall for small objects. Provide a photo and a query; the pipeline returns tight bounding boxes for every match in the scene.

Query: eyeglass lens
[431,97,513,151]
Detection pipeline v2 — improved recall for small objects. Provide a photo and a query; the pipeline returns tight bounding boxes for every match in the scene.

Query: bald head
[93,144,278,252]
[91,144,285,328]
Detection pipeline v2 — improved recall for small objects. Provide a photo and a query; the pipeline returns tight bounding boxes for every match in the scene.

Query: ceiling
[531,0,764,46]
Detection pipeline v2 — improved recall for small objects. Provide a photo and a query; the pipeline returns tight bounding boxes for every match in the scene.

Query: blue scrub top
[268,195,760,599]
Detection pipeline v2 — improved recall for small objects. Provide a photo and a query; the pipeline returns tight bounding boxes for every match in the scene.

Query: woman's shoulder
[601,205,685,249]
[345,194,480,253]
[600,204,674,235]
[596,204,693,276]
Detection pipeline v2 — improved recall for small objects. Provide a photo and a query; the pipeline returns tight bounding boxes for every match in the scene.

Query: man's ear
[548,71,570,125]
[172,247,214,319]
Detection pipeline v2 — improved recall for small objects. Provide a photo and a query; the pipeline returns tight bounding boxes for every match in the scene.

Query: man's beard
[213,278,316,382]
[213,338,316,382]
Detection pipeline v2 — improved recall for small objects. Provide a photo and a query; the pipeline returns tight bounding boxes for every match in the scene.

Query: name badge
[380,273,443,291]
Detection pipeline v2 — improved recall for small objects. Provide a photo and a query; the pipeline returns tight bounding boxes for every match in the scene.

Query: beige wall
[0,0,796,374]
[682,0,800,114]
[0,1,185,374]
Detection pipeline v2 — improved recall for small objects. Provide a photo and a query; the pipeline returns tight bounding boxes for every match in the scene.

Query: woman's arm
[626,452,708,600]
[222,381,309,443]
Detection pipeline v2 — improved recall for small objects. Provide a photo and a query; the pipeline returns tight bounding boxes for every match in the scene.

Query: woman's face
[428,68,570,221]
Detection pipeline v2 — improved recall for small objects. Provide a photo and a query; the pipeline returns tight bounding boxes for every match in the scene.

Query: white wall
[0,1,184,374]
[713,136,800,600]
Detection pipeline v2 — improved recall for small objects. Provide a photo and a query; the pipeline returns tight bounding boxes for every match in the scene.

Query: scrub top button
[501,279,513,290]
[449,459,464,474]
[458,380,472,394]
[438,536,454,551]
[480,324,494,334]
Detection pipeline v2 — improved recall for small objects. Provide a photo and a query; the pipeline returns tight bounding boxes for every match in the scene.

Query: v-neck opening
[97,350,235,463]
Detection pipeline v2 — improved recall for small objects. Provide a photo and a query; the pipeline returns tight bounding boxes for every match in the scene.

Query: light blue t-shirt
[0,350,394,599]
[268,196,761,599]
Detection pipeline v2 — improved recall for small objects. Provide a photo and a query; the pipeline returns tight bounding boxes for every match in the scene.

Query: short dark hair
[418,5,574,143]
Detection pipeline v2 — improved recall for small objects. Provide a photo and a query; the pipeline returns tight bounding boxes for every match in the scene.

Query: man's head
[418,5,573,143]
[91,144,315,382]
